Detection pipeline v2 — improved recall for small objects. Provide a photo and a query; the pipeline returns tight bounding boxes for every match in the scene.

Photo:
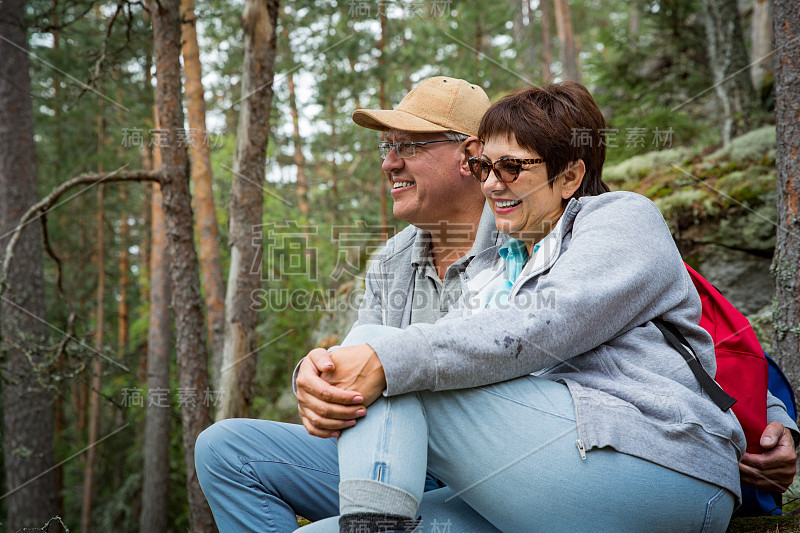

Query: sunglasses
[468,157,545,183]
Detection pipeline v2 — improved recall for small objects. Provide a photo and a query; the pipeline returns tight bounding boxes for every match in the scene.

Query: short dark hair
[478,82,609,199]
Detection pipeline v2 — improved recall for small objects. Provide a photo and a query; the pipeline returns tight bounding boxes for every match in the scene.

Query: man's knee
[195,419,239,484]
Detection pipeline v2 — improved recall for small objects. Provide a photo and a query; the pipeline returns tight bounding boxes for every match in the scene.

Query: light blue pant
[195,419,495,532]
[316,325,736,533]
[194,322,491,533]
[195,325,735,532]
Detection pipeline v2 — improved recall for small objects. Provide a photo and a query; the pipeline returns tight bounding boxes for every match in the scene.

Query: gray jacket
[368,192,748,500]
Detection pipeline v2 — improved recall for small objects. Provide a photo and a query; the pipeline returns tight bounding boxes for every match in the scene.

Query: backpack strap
[652,318,737,412]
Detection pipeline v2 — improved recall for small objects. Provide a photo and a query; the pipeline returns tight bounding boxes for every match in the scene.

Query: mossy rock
[708,126,777,163]
[604,146,696,185]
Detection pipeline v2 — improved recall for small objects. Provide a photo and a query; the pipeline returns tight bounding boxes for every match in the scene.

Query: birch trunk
[540,0,554,83]
[701,0,759,144]
[750,0,773,93]
[217,0,279,421]
[553,0,580,82]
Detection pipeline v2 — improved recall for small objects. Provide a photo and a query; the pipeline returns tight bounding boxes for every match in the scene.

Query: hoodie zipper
[575,439,587,460]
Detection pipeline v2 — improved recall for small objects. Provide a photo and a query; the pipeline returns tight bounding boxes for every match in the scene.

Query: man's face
[381,130,478,229]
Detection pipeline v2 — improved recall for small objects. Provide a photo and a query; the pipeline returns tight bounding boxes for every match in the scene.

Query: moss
[645,183,673,198]
[708,126,777,163]
[707,201,777,250]
[654,188,711,218]
[604,147,696,185]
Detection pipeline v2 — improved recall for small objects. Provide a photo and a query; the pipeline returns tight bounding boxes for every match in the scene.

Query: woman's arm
[368,192,691,396]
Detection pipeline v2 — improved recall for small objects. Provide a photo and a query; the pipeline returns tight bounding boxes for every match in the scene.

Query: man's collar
[469,201,501,258]
[410,201,499,267]
[411,230,432,267]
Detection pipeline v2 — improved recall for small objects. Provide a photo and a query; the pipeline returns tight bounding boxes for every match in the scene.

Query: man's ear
[560,159,586,199]
[459,136,483,177]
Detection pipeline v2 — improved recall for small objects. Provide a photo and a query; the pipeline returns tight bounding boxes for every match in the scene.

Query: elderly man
[195,76,797,532]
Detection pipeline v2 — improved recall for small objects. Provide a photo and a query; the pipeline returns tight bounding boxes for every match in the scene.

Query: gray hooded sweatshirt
[368,191,747,501]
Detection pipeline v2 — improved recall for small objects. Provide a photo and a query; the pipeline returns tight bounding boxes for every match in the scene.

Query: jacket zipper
[575,439,587,460]
[379,261,388,325]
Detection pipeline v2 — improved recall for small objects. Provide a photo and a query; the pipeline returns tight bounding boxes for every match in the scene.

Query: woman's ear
[560,159,586,199]
[459,136,483,177]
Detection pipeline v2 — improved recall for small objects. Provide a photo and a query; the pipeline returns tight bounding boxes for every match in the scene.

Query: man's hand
[296,348,366,439]
[739,422,797,492]
[322,344,387,409]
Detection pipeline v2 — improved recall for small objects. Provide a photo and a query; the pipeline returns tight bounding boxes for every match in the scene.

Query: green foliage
[585,0,721,163]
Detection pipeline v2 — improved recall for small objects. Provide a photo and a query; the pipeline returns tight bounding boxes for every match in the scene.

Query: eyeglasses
[468,157,545,183]
[377,139,459,159]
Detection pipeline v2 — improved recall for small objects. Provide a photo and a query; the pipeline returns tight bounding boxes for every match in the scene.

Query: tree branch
[0,168,161,300]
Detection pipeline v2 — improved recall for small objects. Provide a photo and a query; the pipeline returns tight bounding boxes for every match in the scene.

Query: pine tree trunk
[701,0,759,145]
[118,187,130,352]
[151,0,216,529]
[218,0,279,421]
[0,0,58,528]
[750,0,773,93]
[50,6,66,518]
[81,95,107,533]
[328,80,340,225]
[81,183,105,533]
[540,0,554,83]
[553,0,580,82]
[771,0,800,395]
[287,68,310,216]
[139,177,172,532]
[181,0,226,391]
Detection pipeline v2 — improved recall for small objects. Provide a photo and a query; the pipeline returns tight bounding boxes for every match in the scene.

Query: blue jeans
[195,322,493,533]
[196,325,735,532]
[326,325,735,533]
[195,420,496,532]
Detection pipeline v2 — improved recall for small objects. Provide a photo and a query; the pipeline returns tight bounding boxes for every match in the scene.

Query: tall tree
[553,0,580,81]
[0,0,58,528]
[286,52,310,216]
[750,0,773,93]
[151,0,216,528]
[118,187,130,351]
[540,0,554,83]
[771,0,800,392]
[218,0,280,420]
[701,0,760,144]
[81,91,107,533]
[181,0,227,390]
[139,134,171,532]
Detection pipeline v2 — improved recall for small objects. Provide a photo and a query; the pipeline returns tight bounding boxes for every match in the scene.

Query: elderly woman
[305,83,745,533]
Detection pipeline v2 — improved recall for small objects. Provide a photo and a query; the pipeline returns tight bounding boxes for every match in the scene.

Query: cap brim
[352,109,450,133]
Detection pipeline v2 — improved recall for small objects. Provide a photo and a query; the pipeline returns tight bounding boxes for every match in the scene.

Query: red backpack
[654,263,768,453]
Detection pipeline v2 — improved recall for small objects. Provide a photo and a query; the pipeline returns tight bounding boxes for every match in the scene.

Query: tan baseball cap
[352,76,490,137]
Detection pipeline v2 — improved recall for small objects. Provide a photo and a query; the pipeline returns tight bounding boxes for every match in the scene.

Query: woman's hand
[322,343,387,408]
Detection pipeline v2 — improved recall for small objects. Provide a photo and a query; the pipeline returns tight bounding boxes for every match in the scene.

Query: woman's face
[480,133,584,251]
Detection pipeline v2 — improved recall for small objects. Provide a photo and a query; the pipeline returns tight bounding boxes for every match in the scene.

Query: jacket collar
[410,201,502,268]
[465,196,584,282]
